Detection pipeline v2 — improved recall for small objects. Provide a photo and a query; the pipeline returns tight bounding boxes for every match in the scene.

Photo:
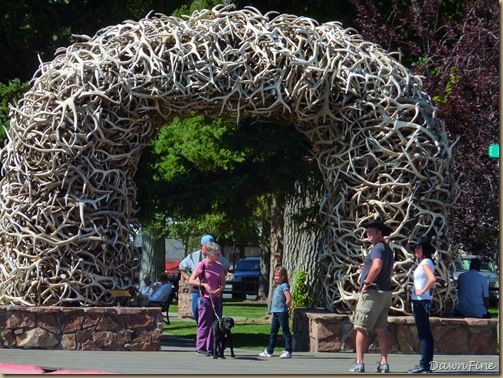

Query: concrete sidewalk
[0,332,499,375]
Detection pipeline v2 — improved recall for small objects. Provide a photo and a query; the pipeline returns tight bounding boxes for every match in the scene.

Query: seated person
[147,273,173,305]
[455,258,491,318]
[132,275,154,306]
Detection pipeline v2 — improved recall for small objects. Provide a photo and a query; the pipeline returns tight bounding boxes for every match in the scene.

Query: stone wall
[292,308,498,355]
[0,306,163,351]
[177,281,194,319]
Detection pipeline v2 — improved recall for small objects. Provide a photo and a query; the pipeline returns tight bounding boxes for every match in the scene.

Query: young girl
[259,266,293,359]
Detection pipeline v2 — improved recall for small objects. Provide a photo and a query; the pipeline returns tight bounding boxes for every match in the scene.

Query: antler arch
[0,5,458,313]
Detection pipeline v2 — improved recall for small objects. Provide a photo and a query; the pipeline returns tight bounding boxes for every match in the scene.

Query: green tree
[0,0,190,83]
[134,114,321,297]
[135,115,320,242]
[0,79,29,143]
[172,0,223,18]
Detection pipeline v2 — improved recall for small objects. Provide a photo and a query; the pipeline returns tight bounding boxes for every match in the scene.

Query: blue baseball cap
[200,235,214,244]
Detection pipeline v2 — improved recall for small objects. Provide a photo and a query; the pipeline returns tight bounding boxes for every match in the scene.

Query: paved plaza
[0,331,499,375]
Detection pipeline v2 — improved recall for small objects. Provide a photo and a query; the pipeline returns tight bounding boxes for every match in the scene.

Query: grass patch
[165,321,198,337]
[222,300,269,319]
[170,300,269,319]
[488,305,498,317]
[165,300,280,351]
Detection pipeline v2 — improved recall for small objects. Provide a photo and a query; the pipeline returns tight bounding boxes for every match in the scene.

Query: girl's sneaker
[280,351,292,359]
[259,349,272,357]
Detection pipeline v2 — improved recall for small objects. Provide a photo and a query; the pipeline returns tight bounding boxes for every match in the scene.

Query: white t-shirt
[411,258,434,300]
[138,280,154,299]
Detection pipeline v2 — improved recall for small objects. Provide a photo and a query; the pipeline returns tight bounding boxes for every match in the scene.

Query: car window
[236,259,260,271]
[480,260,495,272]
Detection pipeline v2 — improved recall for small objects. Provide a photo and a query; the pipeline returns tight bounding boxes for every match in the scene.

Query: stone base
[0,306,163,351]
[292,308,498,355]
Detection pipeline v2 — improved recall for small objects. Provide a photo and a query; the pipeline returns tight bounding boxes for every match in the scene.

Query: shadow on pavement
[161,333,195,349]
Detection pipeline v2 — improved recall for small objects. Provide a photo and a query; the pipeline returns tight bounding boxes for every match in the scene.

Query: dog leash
[209,292,222,322]
[198,262,222,323]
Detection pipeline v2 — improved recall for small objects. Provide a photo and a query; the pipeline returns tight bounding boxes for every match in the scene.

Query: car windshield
[236,259,260,271]
[459,258,495,272]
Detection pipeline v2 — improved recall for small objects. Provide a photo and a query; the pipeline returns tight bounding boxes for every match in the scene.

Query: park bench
[147,291,177,325]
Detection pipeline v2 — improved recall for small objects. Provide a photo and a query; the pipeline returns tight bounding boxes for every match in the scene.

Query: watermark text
[430,361,498,372]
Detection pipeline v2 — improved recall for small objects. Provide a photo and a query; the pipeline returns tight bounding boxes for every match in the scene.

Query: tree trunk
[267,196,285,307]
[283,182,323,307]
[140,227,166,282]
[258,244,270,299]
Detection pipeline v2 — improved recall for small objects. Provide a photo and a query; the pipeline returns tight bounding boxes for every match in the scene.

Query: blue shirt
[148,282,173,303]
[456,269,489,317]
[270,282,290,313]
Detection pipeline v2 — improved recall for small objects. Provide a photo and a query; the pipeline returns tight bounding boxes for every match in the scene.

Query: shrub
[290,270,309,320]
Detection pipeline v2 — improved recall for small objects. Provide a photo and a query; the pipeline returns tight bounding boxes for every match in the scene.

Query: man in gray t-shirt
[360,240,394,292]
[350,219,394,374]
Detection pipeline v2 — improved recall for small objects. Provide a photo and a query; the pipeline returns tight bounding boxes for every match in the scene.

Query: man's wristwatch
[364,281,372,285]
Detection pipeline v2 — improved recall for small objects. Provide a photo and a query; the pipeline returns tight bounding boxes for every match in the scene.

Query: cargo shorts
[351,289,392,330]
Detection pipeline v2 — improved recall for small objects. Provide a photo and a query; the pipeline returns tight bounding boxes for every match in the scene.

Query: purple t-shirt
[195,260,224,298]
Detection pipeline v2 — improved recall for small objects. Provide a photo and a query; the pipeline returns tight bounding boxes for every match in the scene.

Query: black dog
[212,316,235,359]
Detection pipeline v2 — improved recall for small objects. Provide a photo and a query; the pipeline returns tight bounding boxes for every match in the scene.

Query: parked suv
[231,257,261,299]
[453,255,499,305]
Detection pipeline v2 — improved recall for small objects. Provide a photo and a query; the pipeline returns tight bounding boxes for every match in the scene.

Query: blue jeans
[191,292,199,325]
[266,311,292,354]
[412,300,434,370]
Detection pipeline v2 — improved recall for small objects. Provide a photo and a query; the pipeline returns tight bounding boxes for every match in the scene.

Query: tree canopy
[134,116,320,245]
[0,0,189,83]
